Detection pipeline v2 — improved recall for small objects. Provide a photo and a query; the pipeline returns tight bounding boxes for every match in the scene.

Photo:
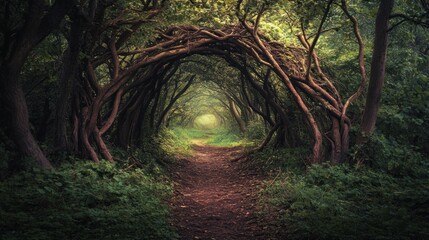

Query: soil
[170,143,276,240]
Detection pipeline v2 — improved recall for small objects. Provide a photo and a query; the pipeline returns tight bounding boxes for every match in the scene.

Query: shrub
[263,164,429,239]
[157,127,195,156]
[251,147,309,172]
[245,120,266,141]
[205,128,245,146]
[351,133,429,178]
[0,161,178,240]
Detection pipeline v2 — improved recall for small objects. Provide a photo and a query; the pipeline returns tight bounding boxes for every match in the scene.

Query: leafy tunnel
[2,1,404,170]
[1,0,429,239]
[72,20,362,165]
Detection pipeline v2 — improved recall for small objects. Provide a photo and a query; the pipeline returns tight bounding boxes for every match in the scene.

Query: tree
[0,0,75,168]
[358,0,429,145]
[357,0,395,144]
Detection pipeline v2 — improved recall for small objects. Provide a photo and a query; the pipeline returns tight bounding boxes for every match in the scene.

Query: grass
[204,128,251,147]
[158,127,252,156]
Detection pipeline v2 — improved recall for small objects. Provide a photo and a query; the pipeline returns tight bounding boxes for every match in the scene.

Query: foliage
[108,142,168,177]
[205,128,250,147]
[378,26,429,154]
[0,161,178,240]
[250,147,309,172]
[193,114,220,129]
[1,0,428,239]
[158,127,250,152]
[156,127,201,156]
[262,164,429,240]
[167,0,237,27]
[258,114,429,239]
[351,133,429,178]
[165,56,243,130]
[245,120,266,141]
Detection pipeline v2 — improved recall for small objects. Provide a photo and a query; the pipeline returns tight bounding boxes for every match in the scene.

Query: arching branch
[340,0,367,117]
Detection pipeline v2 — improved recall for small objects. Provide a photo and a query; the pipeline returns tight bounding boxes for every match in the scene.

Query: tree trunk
[357,0,394,144]
[36,96,52,142]
[241,21,324,163]
[94,128,114,162]
[0,68,52,168]
[54,13,83,151]
[330,116,342,164]
[156,76,194,132]
[229,98,247,133]
[0,0,74,168]
[274,123,289,148]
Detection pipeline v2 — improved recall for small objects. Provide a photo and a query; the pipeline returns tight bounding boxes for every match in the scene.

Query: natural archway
[2,1,428,239]
[0,0,371,167]
[74,17,363,165]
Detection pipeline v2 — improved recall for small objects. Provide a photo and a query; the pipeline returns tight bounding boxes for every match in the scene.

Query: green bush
[263,164,429,239]
[352,133,429,178]
[245,120,266,141]
[251,147,309,172]
[0,161,178,240]
[157,127,195,156]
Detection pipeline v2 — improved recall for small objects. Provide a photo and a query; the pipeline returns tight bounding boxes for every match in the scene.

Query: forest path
[170,143,273,240]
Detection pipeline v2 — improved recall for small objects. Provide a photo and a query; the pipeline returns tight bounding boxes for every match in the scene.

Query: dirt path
[170,144,271,240]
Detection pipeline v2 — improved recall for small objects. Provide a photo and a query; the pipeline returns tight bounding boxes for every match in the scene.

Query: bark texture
[358,0,394,144]
[0,0,75,168]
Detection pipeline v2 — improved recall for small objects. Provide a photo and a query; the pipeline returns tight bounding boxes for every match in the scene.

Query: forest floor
[170,142,276,240]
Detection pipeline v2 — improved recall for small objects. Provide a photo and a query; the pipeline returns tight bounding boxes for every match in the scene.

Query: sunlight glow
[193,114,220,129]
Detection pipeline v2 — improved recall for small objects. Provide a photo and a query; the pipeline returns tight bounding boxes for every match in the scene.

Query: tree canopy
[0,0,428,238]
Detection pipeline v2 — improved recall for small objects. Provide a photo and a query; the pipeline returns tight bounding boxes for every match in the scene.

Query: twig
[266,170,282,189]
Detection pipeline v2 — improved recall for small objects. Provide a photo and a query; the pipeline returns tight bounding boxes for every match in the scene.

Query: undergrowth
[0,138,179,240]
[250,147,309,173]
[158,127,251,153]
[156,127,202,156]
[205,128,250,147]
[0,161,178,240]
[255,135,429,240]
